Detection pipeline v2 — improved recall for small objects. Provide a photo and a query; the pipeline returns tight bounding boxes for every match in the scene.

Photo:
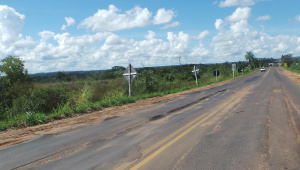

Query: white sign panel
[232,63,236,72]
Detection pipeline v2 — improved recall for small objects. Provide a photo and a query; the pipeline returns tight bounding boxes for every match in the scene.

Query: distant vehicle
[260,67,266,72]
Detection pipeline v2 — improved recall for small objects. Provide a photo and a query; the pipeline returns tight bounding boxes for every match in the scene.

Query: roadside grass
[0,68,256,131]
[281,65,300,75]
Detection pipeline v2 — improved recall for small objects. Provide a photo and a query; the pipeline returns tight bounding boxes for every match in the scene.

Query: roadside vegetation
[280,54,300,74]
[0,53,274,131]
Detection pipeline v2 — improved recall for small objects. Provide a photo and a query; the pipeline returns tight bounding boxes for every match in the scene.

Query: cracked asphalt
[0,67,299,170]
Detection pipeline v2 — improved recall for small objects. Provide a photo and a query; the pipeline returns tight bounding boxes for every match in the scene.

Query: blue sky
[1,0,300,73]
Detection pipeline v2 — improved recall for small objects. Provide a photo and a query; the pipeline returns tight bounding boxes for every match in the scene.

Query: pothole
[149,115,165,121]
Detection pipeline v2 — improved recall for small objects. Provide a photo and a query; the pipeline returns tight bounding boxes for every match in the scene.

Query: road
[1,67,300,170]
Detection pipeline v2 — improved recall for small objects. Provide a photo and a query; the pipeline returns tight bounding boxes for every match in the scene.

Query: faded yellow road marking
[129,95,237,170]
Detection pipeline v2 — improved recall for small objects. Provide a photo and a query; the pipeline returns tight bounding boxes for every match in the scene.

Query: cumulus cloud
[0,5,25,43]
[145,30,156,40]
[192,31,210,40]
[61,17,75,30]
[161,21,180,29]
[211,15,300,63]
[65,17,75,26]
[0,5,35,59]
[214,7,251,31]
[255,15,271,21]
[2,5,299,74]
[219,0,255,8]
[190,43,210,57]
[226,7,251,23]
[215,19,225,30]
[38,31,55,41]
[78,5,175,32]
[153,8,174,25]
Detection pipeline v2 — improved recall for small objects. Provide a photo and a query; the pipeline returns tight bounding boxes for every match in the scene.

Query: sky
[0,0,300,73]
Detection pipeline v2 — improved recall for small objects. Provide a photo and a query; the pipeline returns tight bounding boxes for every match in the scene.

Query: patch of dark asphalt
[149,115,165,121]
[167,89,228,114]
[103,116,120,121]
[244,76,261,83]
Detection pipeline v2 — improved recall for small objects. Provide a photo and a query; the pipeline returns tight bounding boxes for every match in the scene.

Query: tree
[281,54,293,67]
[0,56,33,109]
[245,51,255,64]
[55,71,70,82]
[0,56,32,84]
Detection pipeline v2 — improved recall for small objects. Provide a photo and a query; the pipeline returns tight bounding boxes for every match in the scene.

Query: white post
[195,70,198,86]
[128,64,132,97]
[192,65,199,86]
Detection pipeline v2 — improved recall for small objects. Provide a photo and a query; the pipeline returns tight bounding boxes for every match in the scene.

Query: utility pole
[177,57,181,65]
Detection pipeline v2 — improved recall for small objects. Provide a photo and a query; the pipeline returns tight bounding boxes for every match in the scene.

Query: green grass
[281,65,300,75]
[0,68,256,131]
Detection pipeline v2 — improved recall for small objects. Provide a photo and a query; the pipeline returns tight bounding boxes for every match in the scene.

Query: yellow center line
[129,95,237,170]
[115,108,208,170]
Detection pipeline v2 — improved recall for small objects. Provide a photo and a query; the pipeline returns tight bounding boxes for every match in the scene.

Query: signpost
[232,63,236,78]
[192,65,199,86]
[123,63,137,97]
[214,70,220,81]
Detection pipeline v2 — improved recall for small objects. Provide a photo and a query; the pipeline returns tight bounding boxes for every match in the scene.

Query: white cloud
[145,30,156,40]
[65,17,75,26]
[215,19,224,30]
[226,7,251,23]
[0,5,25,43]
[153,8,174,25]
[61,25,66,30]
[61,17,75,30]
[0,5,35,59]
[255,15,271,21]
[219,0,255,8]
[78,5,175,32]
[1,5,300,74]
[38,31,55,41]
[167,31,190,56]
[272,42,287,52]
[190,43,210,57]
[161,21,180,29]
[192,31,210,40]
[211,18,300,62]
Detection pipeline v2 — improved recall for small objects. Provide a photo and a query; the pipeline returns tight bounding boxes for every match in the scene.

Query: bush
[31,86,68,113]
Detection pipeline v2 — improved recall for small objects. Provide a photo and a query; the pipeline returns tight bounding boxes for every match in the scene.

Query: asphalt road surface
[1,67,300,170]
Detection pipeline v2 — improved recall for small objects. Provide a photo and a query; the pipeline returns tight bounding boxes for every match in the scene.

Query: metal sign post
[123,63,137,97]
[192,65,199,86]
[232,63,236,78]
[214,70,220,81]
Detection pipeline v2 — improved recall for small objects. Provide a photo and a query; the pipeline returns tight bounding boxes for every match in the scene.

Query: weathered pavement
[0,67,299,170]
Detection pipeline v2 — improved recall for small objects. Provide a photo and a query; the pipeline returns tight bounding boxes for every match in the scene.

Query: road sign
[214,70,220,81]
[232,63,236,72]
[213,70,220,76]
[123,63,137,97]
[232,63,236,78]
[192,65,199,86]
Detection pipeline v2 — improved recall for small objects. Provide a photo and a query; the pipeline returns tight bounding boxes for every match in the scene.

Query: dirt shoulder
[0,74,251,150]
[278,67,300,86]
